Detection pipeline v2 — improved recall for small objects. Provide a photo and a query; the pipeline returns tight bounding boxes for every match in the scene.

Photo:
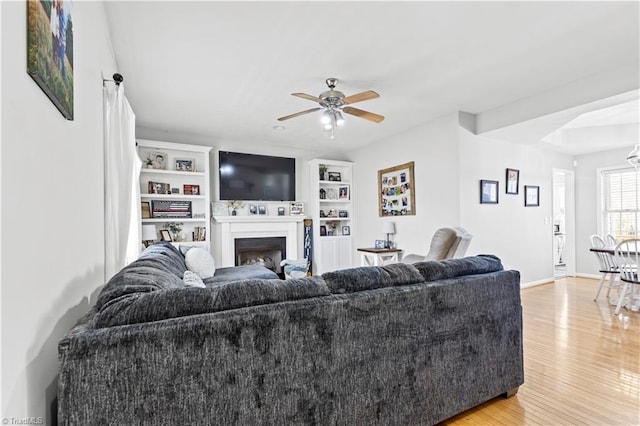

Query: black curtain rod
[103,73,124,86]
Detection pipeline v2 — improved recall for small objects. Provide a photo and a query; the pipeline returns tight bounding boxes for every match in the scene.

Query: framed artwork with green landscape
[27,0,74,120]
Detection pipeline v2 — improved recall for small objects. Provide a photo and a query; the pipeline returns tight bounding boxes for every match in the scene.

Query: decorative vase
[232,209,237,216]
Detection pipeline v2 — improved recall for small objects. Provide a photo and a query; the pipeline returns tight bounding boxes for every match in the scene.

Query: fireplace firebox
[234,237,287,274]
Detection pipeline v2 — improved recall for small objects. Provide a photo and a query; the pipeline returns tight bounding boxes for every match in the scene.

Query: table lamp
[383,222,396,248]
[142,224,157,247]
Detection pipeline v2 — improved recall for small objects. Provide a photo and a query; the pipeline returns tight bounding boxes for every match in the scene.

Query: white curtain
[103,82,141,280]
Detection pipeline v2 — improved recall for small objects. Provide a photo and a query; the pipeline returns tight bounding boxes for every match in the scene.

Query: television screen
[219,151,296,201]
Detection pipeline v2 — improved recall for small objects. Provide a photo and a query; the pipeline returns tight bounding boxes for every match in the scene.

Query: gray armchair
[402,226,473,263]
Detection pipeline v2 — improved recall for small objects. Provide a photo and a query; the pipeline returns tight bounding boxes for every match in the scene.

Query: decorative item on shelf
[151,152,168,170]
[226,200,245,216]
[171,188,180,194]
[320,225,327,236]
[290,202,304,215]
[249,204,258,215]
[342,226,351,236]
[375,239,387,249]
[328,172,341,182]
[142,225,157,247]
[152,200,192,218]
[148,181,171,195]
[183,184,200,195]
[319,188,326,199]
[258,205,267,215]
[165,222,183,241]
[327,209,337,218]
[338,210,348,218]
[339,186,349,199]
[326,221,339,236]
[319,164,328,181]
[160,230,172,242]
[383,222,396,249]
[326,188,337,200]
[144,155,154,169]
[193,227,207,242]
[319,210,327,218]
[175,158,195,172]
[141,201,151,219]
[278,207,286,216]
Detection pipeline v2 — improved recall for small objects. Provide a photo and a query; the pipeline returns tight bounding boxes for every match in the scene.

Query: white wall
[347,111,576,285]
[347,113,461,258]
[574,146,634,276]
[458,128,574,284]
[1,2,117,421]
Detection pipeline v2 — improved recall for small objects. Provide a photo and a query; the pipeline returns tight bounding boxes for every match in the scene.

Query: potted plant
[144,155,154,169]
[165,222,183,241]
[226,200,245,216]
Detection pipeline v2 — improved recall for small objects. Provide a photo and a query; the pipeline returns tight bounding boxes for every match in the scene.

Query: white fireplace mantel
[213,215,306,267]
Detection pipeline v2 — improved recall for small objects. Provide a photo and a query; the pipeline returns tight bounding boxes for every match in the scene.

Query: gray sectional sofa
[58,241,524,425]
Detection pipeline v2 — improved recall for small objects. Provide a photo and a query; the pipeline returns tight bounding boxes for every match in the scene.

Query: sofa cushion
[413,254,503,282]
[204,265,279,285]
[183,270,206,288]
[322,263,424,294]
[93,276,330,328]
[95,243,188,310]
[185,247,216,279]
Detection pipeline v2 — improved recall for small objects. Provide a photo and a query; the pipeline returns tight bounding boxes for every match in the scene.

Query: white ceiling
[103,1,640,155]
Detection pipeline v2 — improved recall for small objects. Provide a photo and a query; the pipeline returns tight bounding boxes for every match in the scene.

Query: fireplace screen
[235,237,287,274]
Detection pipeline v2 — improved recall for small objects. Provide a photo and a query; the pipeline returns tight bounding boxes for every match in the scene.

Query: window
[601,167,639,240]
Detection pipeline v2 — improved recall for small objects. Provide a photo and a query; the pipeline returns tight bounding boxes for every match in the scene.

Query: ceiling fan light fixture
[321,111,332,125]
[335,111,345,126]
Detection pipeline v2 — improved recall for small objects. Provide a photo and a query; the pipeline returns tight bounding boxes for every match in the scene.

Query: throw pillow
[183,270,206,288]
[185,247,216,279]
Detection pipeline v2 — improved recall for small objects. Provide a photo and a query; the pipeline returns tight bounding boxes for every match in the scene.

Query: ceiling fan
[277,78,384,137]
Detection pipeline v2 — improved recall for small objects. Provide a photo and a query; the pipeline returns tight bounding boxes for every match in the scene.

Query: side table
[357,248,402,266]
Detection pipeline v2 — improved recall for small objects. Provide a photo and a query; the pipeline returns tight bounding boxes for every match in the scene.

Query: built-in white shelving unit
[137,139,212,252]
[308,159,354,274]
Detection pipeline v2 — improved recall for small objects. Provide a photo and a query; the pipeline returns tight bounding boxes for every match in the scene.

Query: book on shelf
[193,226,207,242]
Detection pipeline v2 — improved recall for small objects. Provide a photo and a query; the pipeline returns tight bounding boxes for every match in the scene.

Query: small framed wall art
[506,168,519,194]
[480,180,499,204]
[378,161,416,216]
[525,185,540,207]
[342,226,351,236]
[160,230,172,242]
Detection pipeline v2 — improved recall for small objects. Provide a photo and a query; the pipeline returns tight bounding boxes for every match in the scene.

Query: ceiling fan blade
[343,90,380,105]
[277,107,322,121]
[291,93,323,103]
[343,106,384,123]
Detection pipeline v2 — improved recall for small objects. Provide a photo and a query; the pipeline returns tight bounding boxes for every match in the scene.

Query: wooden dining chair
[613,239,640,315]
[590,234,620,302]
[605,234,617,246]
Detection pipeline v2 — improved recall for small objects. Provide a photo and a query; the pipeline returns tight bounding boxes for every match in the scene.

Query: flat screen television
[219,151,296,201]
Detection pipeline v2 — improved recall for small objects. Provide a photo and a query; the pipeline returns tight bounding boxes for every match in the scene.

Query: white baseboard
[575,273,600,280]
[520,278,555,289]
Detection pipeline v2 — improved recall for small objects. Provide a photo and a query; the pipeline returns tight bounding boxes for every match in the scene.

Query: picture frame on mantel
[27,0,74,120]
[378,161,416,216]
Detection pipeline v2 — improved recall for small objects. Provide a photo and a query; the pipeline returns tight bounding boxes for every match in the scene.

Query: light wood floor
[442,277,640,426]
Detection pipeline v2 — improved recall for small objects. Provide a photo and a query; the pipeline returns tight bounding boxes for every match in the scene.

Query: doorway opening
[552,169,575,278]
